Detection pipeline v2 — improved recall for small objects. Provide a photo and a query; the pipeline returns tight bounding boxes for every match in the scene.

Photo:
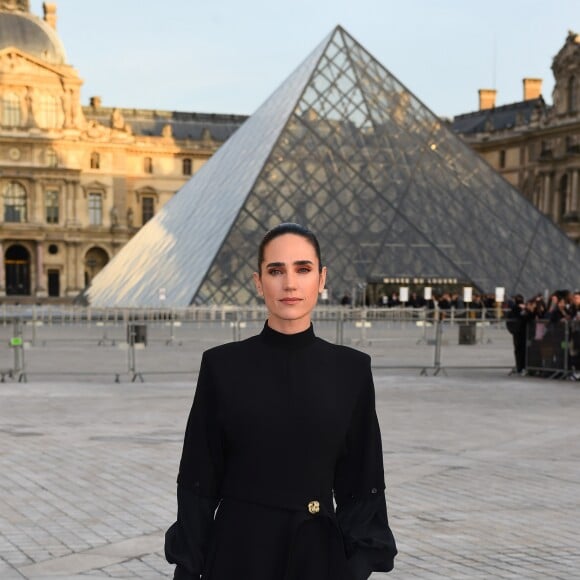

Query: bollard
[166,310,179,346]
[416,309,429,345]
[127,323,144,382]
[10,318,27,382]
[433,318,445,376]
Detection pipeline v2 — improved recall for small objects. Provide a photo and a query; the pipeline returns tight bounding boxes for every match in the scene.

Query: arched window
[90,152,100,169]
[2,93,21,127]
[559,174,568,218]
[3,182,27,222]
[38,94,59,128]
[567,76,577,114]
[5,244,30,295]
[144,157,153,174]
[182,158,192,176]
[84,246,109,286]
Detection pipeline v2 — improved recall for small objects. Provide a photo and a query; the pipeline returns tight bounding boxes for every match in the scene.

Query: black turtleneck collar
[260,321,316,349]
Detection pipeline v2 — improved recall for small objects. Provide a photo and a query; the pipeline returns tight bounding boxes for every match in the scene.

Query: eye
[297,266,312,273]
[268,268,283,276]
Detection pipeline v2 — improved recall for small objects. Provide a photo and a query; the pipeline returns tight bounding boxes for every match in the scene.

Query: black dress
[165,323,397,580]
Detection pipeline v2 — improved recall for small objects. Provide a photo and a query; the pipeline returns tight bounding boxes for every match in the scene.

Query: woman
[165,223,397,579]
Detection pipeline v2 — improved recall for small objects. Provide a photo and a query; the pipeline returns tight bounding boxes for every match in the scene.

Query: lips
[280,298,302,304]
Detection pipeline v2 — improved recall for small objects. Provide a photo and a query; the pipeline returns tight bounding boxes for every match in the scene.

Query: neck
[266,316,312,334]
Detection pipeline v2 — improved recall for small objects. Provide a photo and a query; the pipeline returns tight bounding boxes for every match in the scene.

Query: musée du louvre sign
[379,277,463,286]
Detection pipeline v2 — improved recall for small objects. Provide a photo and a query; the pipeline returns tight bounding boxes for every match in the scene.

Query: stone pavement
[1,368,580,578]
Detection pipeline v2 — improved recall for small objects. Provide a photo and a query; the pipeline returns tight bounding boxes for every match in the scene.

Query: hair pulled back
[257,223,322,274]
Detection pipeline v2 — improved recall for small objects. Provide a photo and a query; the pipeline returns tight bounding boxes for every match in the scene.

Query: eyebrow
[265,260,314,268]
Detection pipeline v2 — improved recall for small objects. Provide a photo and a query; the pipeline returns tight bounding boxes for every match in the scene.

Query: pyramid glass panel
[85,26,580,307]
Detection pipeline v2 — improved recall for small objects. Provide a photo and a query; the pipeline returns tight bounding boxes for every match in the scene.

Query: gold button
[308,500,320,514]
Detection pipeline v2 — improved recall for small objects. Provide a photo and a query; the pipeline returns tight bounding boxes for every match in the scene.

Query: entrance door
[48,270,60,297]
[5,244,30,295]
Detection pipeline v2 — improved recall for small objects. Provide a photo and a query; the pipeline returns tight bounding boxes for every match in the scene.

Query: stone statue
[111,108,125,130]
[110,206,119,227]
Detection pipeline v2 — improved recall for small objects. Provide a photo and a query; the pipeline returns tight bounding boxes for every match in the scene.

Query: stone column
[65,181,74,225]
[75,243,83,291]
[572,169,579,213]
[66,242,78,297]
[72,181,80,223]
[65,181,81,227]
[36,241,47,297]
[542,173,551,214]
[65,242,83,297]
[0,240,5,297]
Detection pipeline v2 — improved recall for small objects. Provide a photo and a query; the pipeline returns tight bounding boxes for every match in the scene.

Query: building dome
[0,8,67,65]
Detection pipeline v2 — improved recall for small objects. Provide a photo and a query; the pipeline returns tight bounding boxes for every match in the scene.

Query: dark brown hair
[257,223,322,274]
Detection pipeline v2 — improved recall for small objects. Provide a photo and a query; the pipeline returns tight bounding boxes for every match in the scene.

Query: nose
[284,271,297,290]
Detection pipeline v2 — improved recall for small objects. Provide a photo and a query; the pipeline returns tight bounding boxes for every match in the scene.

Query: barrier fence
[0,305,519,383]
[526,319,580,379]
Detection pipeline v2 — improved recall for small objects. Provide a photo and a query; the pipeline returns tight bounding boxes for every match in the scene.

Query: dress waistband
[220,484,334,515]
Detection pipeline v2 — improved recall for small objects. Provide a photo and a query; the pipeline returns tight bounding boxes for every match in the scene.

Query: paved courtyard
[1,338,579,578]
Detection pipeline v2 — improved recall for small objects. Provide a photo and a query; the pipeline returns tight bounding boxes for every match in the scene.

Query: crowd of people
[340,287,580,378]
[507,289,580,377]
[342,290,500,312]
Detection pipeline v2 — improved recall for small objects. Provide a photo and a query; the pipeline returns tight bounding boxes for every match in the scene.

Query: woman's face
[253,233,327,333]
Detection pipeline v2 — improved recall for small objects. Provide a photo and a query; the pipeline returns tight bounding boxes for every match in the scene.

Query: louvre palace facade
[0,1,245,301]
[452,30,580,245]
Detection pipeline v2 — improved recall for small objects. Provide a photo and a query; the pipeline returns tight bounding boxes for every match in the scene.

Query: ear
[318,266,327,293]
[253,271,263,297]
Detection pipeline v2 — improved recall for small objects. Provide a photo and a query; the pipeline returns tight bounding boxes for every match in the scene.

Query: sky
[30,0,580,119]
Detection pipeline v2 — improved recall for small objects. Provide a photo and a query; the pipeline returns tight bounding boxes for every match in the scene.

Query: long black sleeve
[334,358,397,579]
[165,488,218,579]
[165,353,224,579]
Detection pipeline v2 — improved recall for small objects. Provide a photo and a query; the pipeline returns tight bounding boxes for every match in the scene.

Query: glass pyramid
[85,27,580,307]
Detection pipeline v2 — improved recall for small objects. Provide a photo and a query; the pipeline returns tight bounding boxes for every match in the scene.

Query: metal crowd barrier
[0,306,514,382]
[526,319,580,379]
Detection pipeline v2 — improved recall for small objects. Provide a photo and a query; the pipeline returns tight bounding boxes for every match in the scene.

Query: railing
[0,305,516,383]
[526,319,580,379]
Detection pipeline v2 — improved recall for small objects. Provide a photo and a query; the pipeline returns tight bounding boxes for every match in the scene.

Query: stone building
[0,1,245,301]
[452,31,580,245]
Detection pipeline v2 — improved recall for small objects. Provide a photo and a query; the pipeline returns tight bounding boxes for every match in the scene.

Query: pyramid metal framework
[85,27,580,307]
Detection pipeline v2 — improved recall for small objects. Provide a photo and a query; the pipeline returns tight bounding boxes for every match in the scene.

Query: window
[499,150,506,169]
[144,157,153,174]
[90,152,100,169]
[38,94,59,128]
[2,93,21,127]
[3,182,27,222]
[141,196,155,224]
[45,191,59,224]
[182,158,192,176]
[88,193,103,225]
